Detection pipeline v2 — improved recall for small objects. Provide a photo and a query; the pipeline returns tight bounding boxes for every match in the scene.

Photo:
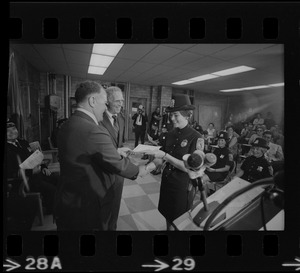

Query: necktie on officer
[112,115,119,138]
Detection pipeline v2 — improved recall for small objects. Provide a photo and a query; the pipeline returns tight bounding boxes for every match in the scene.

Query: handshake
[117,147,156,178]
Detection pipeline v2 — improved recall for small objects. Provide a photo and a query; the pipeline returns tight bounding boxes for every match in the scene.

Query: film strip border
[9,2,300,42]
[7,2,300,272]
[4,232,299,271]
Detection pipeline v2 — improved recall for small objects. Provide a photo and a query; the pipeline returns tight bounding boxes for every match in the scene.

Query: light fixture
[88,66,107,75]
[188,74,219,82]
[220,82,284,92]
[92,44,124,56]
[172,80,195,85]
[172,66,255,85]
[89,54,114,68]
[212,66,255,76]
[88,43,124,75]
[268,83,284,87]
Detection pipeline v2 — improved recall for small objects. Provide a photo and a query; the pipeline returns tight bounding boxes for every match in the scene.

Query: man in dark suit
[101,86,132,230]
[55,81,149,231]
[132,105,148,147]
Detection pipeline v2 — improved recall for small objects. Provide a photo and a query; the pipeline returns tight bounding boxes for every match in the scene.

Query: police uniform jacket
[240,155,271,183]
[205,146,230,181]
[158,125,201,223]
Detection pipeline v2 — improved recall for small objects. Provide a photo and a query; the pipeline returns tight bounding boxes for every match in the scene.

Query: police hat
[165,94,195,112]
[217,131,228,141]
[251,138,269,149]
[7,119,16,128]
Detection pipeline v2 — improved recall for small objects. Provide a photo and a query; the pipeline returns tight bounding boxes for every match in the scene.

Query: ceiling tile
[140,45,182,64]
[213,44,274,60]
[187,44,234,55]
[64,49,91,65]
[109,58,136,70]
[162,51,203,67]
[62,44,93,53]
[116,44,158,60]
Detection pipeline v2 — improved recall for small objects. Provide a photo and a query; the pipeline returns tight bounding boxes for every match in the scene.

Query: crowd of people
[6,80,284,231]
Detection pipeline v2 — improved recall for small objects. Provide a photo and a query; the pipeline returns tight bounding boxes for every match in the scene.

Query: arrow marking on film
[3,258,21,272]
[142,259,169,272]
[282,257,300,271]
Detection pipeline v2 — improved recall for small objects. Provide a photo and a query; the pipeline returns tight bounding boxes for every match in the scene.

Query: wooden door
[128,97,147,140]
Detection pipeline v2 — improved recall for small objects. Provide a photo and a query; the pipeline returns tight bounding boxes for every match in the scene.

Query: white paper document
[133,144,162,153]
[19,150,44,169]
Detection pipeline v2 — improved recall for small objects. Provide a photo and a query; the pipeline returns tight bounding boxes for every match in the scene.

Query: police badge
[181,139,188,147]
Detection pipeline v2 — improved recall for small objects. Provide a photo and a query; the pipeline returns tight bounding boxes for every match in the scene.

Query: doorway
[128,97,148,140]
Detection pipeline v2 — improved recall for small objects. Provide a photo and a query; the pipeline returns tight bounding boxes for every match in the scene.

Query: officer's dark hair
[179,110,193,119]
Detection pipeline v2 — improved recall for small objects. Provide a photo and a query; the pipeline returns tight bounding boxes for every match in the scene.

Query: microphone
[183,151,223,227]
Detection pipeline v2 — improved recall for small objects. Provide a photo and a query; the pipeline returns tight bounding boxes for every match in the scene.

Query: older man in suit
[101,86,132,230]
[55,81,149,231]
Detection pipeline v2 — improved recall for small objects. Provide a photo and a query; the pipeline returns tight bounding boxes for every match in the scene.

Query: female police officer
[146,94,202,230]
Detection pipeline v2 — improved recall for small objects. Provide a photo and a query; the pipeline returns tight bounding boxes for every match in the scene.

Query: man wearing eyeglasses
[248,126,264,145]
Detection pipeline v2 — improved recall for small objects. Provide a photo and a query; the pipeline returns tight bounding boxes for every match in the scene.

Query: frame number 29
[172,257,195,271]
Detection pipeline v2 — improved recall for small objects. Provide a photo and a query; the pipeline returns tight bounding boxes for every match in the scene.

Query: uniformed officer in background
[234,137,273,183]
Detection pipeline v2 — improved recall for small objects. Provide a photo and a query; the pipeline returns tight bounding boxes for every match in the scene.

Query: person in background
[201,131,231,190]
[101,86,133,230]
[55,81,149,231]
[132,105,148,147]
[162,99,175,132]
[264,111,276,130]
[203,130,211,153]
[149,107,162,130]
[145,94,202,230]
[6,120,57,215]
[226,125,239,159]
[234,138,273,183]
[252,113,264,130]
[248,125,264,145]
[193,121,204,135]
[206,122,217,143]
[270,125,284,150]
[263,130,284,175]
[51,118,68,148]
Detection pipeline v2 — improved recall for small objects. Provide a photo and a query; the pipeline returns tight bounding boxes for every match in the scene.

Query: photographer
[132,105,148,147]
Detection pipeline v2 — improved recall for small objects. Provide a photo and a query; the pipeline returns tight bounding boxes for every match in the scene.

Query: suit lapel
[101,112,118,147]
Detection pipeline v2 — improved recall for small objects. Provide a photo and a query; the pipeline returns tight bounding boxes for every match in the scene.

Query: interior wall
[227,89,284,129]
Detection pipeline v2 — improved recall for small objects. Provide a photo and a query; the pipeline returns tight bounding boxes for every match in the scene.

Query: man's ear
[87,96,94,108]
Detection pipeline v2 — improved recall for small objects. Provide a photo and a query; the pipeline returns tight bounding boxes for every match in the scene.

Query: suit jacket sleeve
[88,125,138,179]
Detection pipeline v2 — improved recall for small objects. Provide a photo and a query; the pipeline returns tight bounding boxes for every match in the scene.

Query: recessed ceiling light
[212,66,255,76]
[188,74,219,82]
[92,44,124,56]
[90,54,114,67]
[88,66,107,75]
[172,80,195,85]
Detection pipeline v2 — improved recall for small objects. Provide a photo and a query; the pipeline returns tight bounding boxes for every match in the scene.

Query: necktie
[112,115,119,138]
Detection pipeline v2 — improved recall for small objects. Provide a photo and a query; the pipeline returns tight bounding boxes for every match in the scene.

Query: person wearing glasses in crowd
[248,125,264,145]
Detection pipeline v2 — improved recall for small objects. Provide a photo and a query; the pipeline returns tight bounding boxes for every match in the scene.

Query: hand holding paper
[19,150,44,169]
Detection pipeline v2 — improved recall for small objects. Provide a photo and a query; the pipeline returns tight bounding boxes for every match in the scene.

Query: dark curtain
[8,52,25,138]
